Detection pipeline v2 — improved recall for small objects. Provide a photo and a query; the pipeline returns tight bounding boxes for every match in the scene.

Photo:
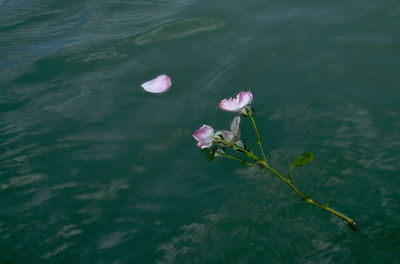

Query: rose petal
[219,98,240,112]
[219,91,253,112]
[230,116,241,139]
[141,74,172,93]
[237,91,253,109]
[219,130,235,142]
[193,125,214,149]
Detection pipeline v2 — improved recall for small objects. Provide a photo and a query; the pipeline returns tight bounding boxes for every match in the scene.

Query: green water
[1,0,400,263]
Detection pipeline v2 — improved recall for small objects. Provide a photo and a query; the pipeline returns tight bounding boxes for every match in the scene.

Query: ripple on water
[98,229,137,250]
[66,51,126,62]
[134,17,225,45]
[1,173,47,190]
[75,179,130,201]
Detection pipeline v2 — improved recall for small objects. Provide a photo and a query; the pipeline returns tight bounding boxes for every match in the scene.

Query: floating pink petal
[193,125,214,149]
[219,91,253,112]
[141,74,172,93]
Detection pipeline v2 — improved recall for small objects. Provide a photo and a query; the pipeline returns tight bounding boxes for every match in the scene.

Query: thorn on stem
[304,197,313,203]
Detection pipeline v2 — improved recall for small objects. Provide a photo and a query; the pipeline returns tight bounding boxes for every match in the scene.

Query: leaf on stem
[234,140,244,150]
[288,152,314,178]
[291,152,314,167]
[214,148,226,157]
[202,147,218,162]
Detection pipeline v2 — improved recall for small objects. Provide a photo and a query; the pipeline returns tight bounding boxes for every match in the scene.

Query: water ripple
[135,17,225,45]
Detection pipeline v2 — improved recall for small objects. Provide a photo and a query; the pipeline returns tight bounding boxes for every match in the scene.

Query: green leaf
[288,152,314,179]
[205,152,215,162]
[214,148,225,157]
[202,147,217,162]
[234,140,244,150]
[291,152,314,168]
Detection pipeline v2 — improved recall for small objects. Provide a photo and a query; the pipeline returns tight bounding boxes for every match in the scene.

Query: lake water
[1,0,400,263]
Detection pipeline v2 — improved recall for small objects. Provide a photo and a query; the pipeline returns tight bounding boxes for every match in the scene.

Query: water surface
[1,0,400,263]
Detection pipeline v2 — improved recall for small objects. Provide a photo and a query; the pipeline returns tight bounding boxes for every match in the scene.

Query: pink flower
[193,125,214,149]
[219,91,253,112]
[141,74,172,93]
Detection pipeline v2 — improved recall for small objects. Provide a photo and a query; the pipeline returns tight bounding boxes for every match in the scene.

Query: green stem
[246,108,267,163]
[265,164,357,227]
[217,138,357,227]
[215,138,260,162]
[219,153,253,166]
